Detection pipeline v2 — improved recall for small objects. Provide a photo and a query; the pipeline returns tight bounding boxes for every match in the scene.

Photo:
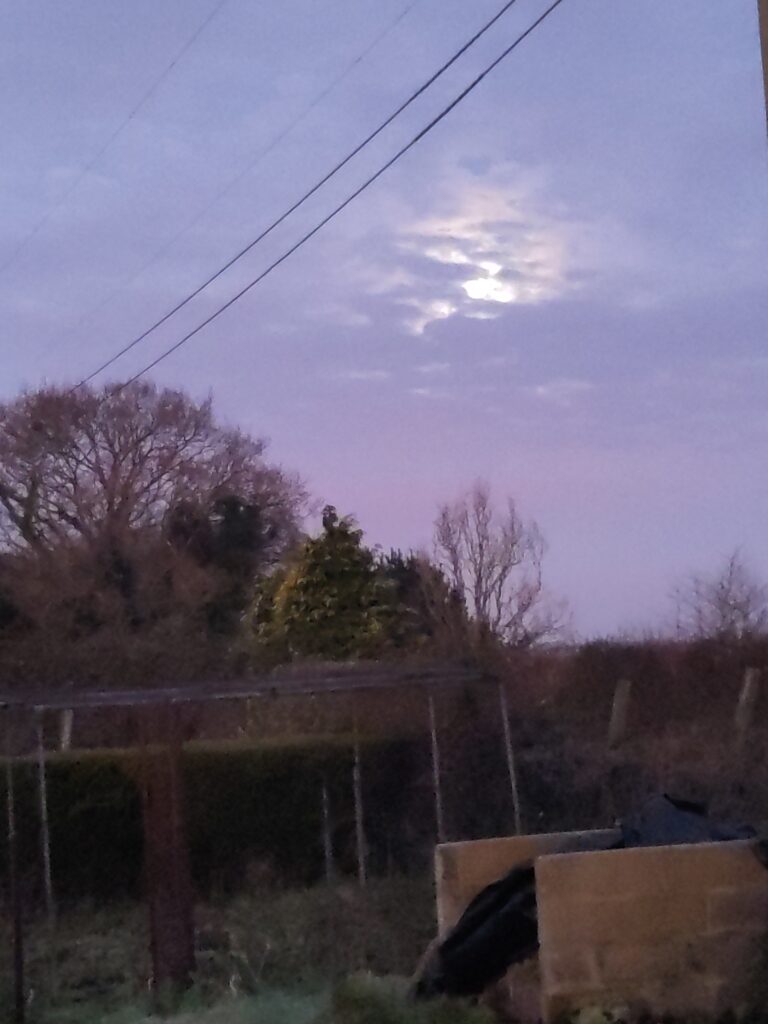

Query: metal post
[36,714,56,925]
[58,709,73,753]
[427,693,445,844]
[5,712,25,1024]
[498,682,522,836]
[352,728,367,888]
[321,777,334,884]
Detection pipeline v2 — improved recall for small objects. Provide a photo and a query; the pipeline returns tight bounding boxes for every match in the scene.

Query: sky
[1,0,767,637]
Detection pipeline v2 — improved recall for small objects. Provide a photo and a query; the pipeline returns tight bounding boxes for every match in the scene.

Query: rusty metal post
[321,777,335,884]
[352,726,367,888]
[139,704,195,1005]
[498,681,522,836]
[427,693,445,844]
[36,713,56,926]
[5,710,25,1024]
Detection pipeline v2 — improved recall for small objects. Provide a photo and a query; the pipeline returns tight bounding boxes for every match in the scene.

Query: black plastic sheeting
[412,794,764,1001]
[619,793,755,847]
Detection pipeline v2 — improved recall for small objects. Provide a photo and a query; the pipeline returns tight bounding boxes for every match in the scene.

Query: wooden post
[58,709,73,752]
[498,682,522,836]
[427,693,445,844]
[352,728,367,888]
[36,714,56,925]
[758,0,768,137]
[608,678,632,749]
[5,712,25,1024]
[735,667,760,746]
[36,712,57,1001]
[140,705,195,1007]
[321,777,335,884]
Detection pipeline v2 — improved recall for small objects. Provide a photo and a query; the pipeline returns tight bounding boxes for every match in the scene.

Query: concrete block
[538,840,765,901]
[708,884,768,933]
[539,947,600,992]
[536,840,768,1022]
[594,941,686,984]
[435,828,618,933]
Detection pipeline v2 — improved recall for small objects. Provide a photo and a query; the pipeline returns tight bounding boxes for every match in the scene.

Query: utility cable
[0,0,229,275]
[76,0,527,386]
[66,0,423,344]
[114,0,567,388]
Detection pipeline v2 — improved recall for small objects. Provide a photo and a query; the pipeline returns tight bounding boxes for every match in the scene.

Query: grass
[45,978,492,1024]
[37,979,492,1024]
[1,878,439,1023]
[321,975,494,1024]
[61,989,330,1024]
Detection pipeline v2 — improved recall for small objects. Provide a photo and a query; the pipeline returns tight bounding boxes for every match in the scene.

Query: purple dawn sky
[1,0,767,637]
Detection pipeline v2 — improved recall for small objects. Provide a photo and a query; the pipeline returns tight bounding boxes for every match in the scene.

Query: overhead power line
[76,0,527,387]
[0,0,229,276]
[114,0,567,388]
[66,0,424,344]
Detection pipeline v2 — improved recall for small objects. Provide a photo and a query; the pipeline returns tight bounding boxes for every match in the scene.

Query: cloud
[480,354,515,369]
[331,368,391,382]
[464,308,502,321]
[528,377,594,406]
[313,303,372,328]
[401,297,458,336]
[415,361,451,375]
[364,265,419,296]
[392,176,576,333]
[408,385,453,400]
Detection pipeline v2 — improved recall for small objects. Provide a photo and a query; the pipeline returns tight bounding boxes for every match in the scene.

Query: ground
[2,878,486,1023]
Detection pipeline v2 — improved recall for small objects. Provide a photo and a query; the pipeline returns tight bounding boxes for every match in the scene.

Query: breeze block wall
[434,829,620,1022]
[435,828,620,933]
[535,840,768,1022]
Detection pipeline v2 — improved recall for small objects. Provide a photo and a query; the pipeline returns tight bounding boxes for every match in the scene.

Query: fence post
[5,709,25,1024]
[36,711,58,1000]
[428,692,446,844]
[140,704,195,1008]
[498,681,522,835]
[735,667,760,747]
[608,678,632,748]
[36,713,56,925]
[59,709,73,752]
[353,726,367,887]
[321,777,335,884]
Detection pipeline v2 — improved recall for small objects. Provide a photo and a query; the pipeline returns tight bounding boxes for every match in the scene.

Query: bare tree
[673,550,768,641]
[0,381,305,560]
[433,481,562,647]
[0,381,307,688]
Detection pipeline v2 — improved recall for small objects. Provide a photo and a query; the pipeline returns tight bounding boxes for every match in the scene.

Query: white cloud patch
[314,303,372,328]
[331,368,391,382]
[394,177,576,334]
[465,308,502,322]
[365,265,419,296]
[415,361,451,375]
[528,377,594,406]
[402,297,458,336]
[409,385,453,400]
[481,354,515,369]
